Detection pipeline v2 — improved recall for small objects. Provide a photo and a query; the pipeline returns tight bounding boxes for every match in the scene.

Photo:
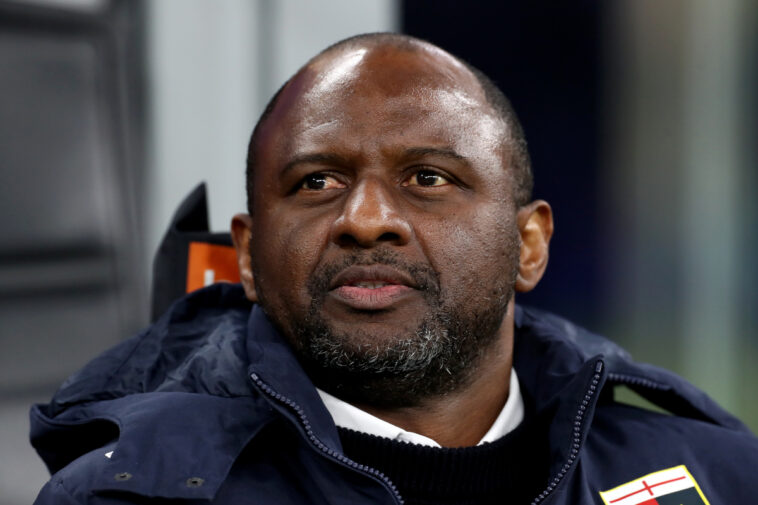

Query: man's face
[246,45,521,405]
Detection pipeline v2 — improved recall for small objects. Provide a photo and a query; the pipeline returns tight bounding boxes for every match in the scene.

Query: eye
[404,170,450,187]
[301,173,345,190]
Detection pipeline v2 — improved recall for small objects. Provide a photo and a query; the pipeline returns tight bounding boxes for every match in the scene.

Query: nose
[330,178,412,248]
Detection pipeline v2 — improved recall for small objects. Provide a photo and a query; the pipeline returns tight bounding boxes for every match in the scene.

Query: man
[32,33,758,504]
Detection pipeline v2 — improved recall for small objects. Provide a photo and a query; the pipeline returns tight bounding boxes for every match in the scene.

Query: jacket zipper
[250,372,405,505]
[606,372,670,391]
[530,360,604,505]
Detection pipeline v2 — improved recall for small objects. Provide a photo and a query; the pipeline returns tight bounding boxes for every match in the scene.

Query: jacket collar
[242,303,613,500]
[513,306,608,482]
[242,303,611,477]
[243,300,746,480]
[245,305,345,452]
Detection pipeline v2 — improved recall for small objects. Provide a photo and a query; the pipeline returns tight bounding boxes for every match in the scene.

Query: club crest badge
[599,465,710,505]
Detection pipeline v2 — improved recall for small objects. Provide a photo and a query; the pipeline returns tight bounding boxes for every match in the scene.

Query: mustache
[307,249,441,301]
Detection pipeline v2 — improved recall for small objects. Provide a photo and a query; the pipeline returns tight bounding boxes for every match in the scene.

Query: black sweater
[337,408,551,505]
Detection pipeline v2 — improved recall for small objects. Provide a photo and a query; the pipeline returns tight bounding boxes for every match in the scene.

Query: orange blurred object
[186,242,240,293]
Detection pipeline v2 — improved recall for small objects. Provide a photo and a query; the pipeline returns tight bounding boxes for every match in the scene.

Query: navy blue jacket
[31,284,758,504]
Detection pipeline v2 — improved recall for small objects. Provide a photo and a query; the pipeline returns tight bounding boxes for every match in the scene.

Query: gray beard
[270,248,517,408]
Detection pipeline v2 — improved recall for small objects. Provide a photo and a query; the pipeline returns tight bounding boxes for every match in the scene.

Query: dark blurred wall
[0,1,147,502]
[0,0,147,398]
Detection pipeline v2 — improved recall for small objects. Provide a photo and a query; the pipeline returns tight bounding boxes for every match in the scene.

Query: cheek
[422,205,518,299]
[252,211,331,303]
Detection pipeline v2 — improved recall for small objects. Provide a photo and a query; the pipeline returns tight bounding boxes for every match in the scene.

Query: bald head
[246,33,533,212]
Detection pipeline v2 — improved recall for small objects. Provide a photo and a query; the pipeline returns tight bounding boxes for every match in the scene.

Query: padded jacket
[31,283,758,504]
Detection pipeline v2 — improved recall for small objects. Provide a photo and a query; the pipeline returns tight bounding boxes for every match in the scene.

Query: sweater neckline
[317,368,525,448]
[336,395,551,505]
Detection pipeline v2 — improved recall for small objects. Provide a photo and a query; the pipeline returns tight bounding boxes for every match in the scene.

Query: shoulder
[31,284,269,501]
[516,304,750,431]
[585,402,758,501]
[515,304,758,499]
[34,392,280,505]
[591,400,758,456]
[48,284,253,413]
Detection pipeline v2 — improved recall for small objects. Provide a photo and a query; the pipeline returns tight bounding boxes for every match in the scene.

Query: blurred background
[1,0,756,502]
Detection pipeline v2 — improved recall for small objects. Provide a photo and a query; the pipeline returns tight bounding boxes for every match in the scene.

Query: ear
[515,200,553,293]
[231,213,259,303]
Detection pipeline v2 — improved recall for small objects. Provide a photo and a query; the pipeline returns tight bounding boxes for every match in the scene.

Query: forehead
[255,44,506,168]
[305,43,483,103]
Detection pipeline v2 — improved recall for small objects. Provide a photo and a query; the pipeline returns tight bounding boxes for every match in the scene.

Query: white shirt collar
[316,368,524,447]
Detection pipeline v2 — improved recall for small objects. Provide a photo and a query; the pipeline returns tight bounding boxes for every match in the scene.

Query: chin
[327,319,427,348]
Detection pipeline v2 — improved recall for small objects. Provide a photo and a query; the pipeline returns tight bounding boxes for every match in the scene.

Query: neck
[353,303,515,447]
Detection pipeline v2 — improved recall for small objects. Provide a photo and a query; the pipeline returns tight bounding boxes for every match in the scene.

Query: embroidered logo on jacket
[599,465,710,505]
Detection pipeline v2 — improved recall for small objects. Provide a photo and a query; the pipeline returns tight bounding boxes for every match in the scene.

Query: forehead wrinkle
[299,117,342,136]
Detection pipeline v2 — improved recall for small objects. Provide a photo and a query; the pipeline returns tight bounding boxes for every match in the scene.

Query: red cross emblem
[599,465,710,505]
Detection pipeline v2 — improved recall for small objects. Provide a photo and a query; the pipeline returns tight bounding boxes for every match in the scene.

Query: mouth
[345,281,398,289]
[327,265,418,310]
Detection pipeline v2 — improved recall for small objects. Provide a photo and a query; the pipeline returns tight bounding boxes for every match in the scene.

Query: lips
[328,265,418,310]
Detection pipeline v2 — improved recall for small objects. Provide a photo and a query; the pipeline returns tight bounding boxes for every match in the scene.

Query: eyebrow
[281,153,352,176]
[280,146,469,176]
[401,146,468,162]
